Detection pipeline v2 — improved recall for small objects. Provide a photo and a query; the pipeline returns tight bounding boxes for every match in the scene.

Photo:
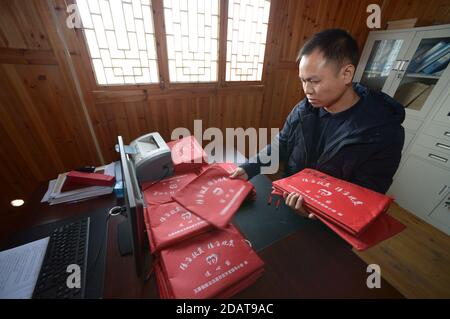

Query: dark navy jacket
[242,83,405,194]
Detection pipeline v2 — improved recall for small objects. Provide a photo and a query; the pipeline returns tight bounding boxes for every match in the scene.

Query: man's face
[299,49,353,108]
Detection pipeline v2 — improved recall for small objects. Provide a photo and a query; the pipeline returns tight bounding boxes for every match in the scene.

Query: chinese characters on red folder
[172,166,256,228]
[142,136,261,298]
[144,202,212,252]
[271,169,405,251]
[142,173,198,205]
[154,224,264,299]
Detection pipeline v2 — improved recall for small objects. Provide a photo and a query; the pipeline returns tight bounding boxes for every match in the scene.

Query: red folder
[144,202,212,252]
[313,211,406,251]
[167,136,208,173]
[155,224,264,299]
[172,165,255,228]
[272,169,393,236]
[196,162,240,175]
[142,173,197,205]
[143,206,156,253]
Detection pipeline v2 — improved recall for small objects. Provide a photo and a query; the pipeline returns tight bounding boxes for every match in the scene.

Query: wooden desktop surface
[1,182,404,299]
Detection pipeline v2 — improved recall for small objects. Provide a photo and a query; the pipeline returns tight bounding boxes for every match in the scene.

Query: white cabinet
[433,89,450,125]
[355,24,450,235]
[389,28,450,120]
[390,156,449,219]
[429,192,450,234]
[354,31,414,93]
[356,25,450,126]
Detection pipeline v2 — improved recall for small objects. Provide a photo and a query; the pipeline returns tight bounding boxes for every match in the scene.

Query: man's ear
[341,64,355,85]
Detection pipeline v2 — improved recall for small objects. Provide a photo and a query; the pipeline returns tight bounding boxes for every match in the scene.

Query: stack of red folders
[141,138,262,298]
[271,169,405,251]
[155,224,264,299]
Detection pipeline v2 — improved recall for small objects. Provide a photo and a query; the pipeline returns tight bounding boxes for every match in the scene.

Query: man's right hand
[229,167,249,181]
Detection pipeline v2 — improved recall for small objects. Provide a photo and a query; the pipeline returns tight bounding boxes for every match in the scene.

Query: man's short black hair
[297,29,359,68]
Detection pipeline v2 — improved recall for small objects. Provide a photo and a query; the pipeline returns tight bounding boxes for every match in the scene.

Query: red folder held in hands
[313,212,405,251]
[155,224,264,299]
[172,165,255,228]
[272,169,393,236]
[144,202,212,252]
[271,169,405,251]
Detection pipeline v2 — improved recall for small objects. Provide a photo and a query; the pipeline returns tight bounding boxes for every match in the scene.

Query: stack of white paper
[41,163,115,205]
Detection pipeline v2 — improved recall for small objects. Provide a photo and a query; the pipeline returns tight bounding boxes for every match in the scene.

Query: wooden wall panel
[93,90,264,162]
[381,0,450,28]
[0,0,101,213]
[1,0,449,215]
[0,0,52,50]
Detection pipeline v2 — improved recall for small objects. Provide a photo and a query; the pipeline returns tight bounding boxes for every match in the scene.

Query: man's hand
[229,167,249,181]
[283,192,316,219]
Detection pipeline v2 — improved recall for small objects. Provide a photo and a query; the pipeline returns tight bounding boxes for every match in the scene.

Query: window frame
[76,0,271,91]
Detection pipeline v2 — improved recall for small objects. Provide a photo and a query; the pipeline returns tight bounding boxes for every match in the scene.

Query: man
[230,29,405,219]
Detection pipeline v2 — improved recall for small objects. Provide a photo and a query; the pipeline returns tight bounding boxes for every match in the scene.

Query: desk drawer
[403,117,423,132]
[433,89,450,125]
[423,123,450,141]
[390,155,450,219]
[429,192,450,235]
[416,134,450,156]
[410,144,450,170]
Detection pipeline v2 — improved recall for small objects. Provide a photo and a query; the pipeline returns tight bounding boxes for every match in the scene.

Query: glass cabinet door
[390,28,450,119]
[355,31,414,93]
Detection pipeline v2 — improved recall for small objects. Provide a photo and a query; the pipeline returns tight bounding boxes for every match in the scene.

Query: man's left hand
[283,192,316,219]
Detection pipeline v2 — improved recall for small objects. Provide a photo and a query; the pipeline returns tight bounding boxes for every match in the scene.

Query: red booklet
[144,202,212,252]
[172,165,255,228]
[272,169,393,236]
[155,224,264,299]
[142,172,197,205]
[167,136,208,173]
[61,171,115,192]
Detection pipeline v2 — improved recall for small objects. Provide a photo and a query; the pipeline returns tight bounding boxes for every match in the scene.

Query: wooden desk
[1,181,404,299]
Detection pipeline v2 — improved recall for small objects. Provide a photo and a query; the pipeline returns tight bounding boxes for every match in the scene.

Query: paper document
[41,179,56,203]
[0,237,49,299]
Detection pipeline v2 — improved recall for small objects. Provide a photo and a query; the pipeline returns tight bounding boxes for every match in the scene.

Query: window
[226,0,270,81]
[164,0,220,83]
[77,0,160,85]
[77,0,271,85]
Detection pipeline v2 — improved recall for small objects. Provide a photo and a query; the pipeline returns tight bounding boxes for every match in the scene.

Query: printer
[127,132,173,184]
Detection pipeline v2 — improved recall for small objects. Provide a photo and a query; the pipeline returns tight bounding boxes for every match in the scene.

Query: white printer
[127,132,173,184]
